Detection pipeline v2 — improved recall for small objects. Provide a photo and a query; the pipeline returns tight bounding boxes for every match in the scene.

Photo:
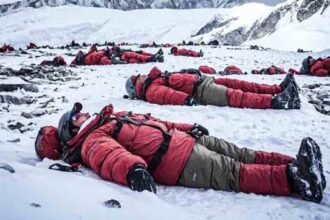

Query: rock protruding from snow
[0,0,285,14]
[193,0,329,46]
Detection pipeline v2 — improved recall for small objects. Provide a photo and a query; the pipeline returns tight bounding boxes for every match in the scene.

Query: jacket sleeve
[310,60,329,76]
[81,123,146,185]
[146,81,189,105]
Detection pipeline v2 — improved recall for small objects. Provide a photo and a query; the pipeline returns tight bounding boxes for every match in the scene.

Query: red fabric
[227,89,272,109]
[27,43,37,49]
[35,126,62,160]
[171,47,200,57]
[310,58,330,76]
[288,68,303,75]
[89,45,98,53]
[0,44,15,52]
[199,65,216,74]
[268,66,286,75]
[80,110,195,186]
[121,51,152,63]
[137,68,200,105]
[54,56,67,66]
[214,78,282,94]
[224,65,243,75]
[84,51,113,65]
[255,151,295,165]
[240,164,291,196]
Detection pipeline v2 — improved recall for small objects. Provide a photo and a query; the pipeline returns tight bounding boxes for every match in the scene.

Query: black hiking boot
[287,137,325,203]
[280,73,300,91]
[288,82,300,109]
[271,83,300,109]
[156,49,163,56]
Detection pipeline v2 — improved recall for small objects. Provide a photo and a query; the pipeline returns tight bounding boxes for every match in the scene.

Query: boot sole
[299,137,325,203]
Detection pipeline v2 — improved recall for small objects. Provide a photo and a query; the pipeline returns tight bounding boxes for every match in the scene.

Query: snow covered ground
[0,44,330,220]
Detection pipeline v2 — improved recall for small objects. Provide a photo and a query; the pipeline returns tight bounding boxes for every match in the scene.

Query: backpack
[35,126,62,160]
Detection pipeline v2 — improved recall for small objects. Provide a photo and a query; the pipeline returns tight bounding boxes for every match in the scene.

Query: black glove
[190,123,209,139]
[185,97,198,106]
[127,164,157,193]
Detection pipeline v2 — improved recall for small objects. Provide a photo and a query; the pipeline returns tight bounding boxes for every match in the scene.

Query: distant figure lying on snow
[35,102,326,203]
[252,65,286,75]
[0,44,15,53]
[170,46,203,57]
[289,56,330,77]
[40,56,67,66]
[125,67,301,110]
[181,65,246,75]
[71,45,164,66]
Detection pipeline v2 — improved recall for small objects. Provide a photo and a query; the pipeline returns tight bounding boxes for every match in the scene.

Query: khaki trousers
[178,136,256,192]
[193,77,228,106]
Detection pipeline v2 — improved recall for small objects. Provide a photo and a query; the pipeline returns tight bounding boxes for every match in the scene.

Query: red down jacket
[171,47,200,57]
[120,51,152,63]
[78,108,195,186]
[310,57,330,76]
[135,67,200,105]
[84,51,113,65]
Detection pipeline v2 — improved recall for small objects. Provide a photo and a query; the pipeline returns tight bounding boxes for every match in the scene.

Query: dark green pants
[178,136,256,192]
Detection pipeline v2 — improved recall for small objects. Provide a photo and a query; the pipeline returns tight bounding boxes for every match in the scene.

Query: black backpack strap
[148,132,171,173]
[49,163,82,173]
[110,114,172,173]
[141,77,154,101]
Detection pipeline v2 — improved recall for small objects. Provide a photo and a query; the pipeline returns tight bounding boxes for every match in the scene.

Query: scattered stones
[0,163,15,173]
[7,138,21,143]
[304,83,330,116]
[0,95,36,105]
[30,203,41,208]
[7,122,34,133]
[104,199,121,208]
[0,84,39,93]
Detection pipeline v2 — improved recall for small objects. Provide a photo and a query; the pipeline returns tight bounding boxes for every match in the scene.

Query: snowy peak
[0,0,285,13]
[193,0,330,46]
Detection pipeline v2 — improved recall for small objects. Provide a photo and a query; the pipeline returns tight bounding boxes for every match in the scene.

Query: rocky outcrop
[194,0,329,45]
[0,0,282,14]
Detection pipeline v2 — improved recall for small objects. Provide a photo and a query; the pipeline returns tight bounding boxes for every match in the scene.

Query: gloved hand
[127,164,157,193]
[190,123,209,139]
[185,97,198,106]
[100,104,113,116]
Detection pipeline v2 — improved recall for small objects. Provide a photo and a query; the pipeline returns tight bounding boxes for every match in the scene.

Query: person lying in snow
[40,56,67,66]
[27,42,38,50]
[252,65,286,75]
[219,65,247,75]
[0,44,15,53]
[36,102,326,203]
[170,46,203,57]
[124,67,300,110]
[71,46,164,65]
[289,56,330,77]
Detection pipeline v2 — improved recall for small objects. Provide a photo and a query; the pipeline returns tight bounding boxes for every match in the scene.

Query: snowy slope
[0,5,222,47]
[247,2,330,51]
[0,44,330,220]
